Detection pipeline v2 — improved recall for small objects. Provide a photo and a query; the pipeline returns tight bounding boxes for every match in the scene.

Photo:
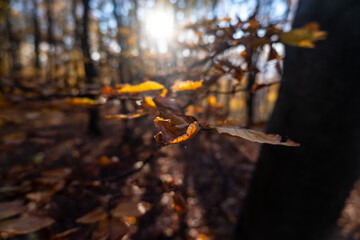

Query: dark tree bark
[234,0,360,239]
[6,11,21,74]
[81,0,97,82]
[81,0,100,135]
[32,0,40,69]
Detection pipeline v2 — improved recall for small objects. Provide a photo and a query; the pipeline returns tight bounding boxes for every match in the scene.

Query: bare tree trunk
[81,0,100,135]
[32,0,40,70]
[234,0,360,239]
[6,12,21,75]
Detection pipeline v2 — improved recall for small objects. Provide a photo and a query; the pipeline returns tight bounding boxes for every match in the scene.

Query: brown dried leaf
[111,201,143,218]
[0,216,55,235]
[153,96,196,125]
[26,191,54,203]
[76,208,107,224]
[171,192,187,214]
[54,227,80,239]
[154,117,200,146]
[42,168,72,179]
[91,219,130,240]
[215,126,300,146]
[0,200,24,221]
[118,81,164,93]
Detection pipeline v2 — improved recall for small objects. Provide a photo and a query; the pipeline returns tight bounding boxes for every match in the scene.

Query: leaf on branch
[101,86,117,95]
[0,216,55,235]
[154,96,196,125]
[279,22,327,48]
[118,81,165,93]
[105,110,148,120]
[76,208,107,224]
[215,126,300,146]
[141,97,156,109]
[65,97,97,106]
[171,80,203,92]
[0,200,24,221]
[154,117,200,146]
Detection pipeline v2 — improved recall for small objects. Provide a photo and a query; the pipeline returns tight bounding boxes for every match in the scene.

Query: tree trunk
[6,12,21,74]
[81,0,100,135]
[234,0,360,239]
[32,0,40,70]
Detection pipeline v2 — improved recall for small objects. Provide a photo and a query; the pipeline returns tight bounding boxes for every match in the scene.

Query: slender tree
[32,0,40,70]
[81,0,100,135]
[234,0,360,239]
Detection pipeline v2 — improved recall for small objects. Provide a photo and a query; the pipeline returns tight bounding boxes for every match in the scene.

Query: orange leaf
[142,97,156,109]
[171,80,203,92]
[171,192,187,214]
[105,111,148,120]
[118,81,164,93]
[169,122,200,144]
[154,117,200,145]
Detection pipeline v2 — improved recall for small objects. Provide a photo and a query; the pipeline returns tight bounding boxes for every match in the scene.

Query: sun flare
[145,9,174,52]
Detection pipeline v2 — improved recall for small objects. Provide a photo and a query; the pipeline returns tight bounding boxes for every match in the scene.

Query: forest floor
[0,103,359,240]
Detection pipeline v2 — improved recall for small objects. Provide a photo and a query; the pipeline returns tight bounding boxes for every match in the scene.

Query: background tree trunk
[234,0,360,239]
[81,0,100,135]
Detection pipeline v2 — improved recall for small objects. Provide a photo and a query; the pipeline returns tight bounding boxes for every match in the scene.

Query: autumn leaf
[111,201,145,218]
[66,97,97,106]
[0,200,24,221]
[141,97,156,109]
[0,216,55,235]
[101,86,117,95]
[171,80,203,92]
[105,110,148,120]
[54,228,80,239]
[170,192,187,214]
[154,117,200,146]
[76,208,107,224]
[153,96,196,125]
[279,22,327,48]
[215,126,300,146]
[118,81,164,93]
[91,219,130,240]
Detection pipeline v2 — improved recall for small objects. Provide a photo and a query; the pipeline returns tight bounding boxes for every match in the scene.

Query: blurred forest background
[1,0,360,239]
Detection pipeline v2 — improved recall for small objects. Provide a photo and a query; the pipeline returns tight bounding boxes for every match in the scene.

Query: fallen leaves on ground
[0,216,55,235]
[0,200,24,221]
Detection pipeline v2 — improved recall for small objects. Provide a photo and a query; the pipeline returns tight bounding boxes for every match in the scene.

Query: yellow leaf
[171,80,203,92]
[105,111,148,120]
[118,81,164,93]
[279,22,327,48]
[169,122,200,144]
[142,97,156,109]
[215,126,300,146]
